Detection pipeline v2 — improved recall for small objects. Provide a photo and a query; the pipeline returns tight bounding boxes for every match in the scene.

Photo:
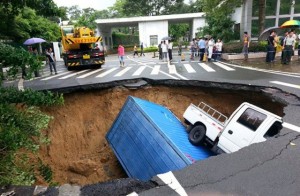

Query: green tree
[0,0,59,16]
[75,8,97,29]
[109,0,127,18]
[197,0,242,42]
[0,43,42,80]
[169,24,189,41]
[12,8,61,42]
[122,0,185,16]
[68,5,82,20]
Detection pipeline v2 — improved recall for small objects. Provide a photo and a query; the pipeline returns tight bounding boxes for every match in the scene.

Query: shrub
[0,87,64,185]
[222,41,268,53]
[0,43,43,81]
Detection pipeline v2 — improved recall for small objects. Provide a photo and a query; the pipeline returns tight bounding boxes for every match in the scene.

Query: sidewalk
[226,56,300,74]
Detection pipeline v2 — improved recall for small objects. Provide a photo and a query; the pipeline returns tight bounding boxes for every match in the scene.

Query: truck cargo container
[106,96,213,181]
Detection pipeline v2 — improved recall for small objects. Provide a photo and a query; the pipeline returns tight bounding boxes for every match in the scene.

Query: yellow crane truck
[60,26,105,70]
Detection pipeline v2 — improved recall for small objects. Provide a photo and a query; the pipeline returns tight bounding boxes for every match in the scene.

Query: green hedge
[222,41,268,53]
[112,32,139,48]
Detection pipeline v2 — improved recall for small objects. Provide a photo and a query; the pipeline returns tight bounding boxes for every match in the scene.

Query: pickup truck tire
[186,125,193,133]
[188,125,206,146]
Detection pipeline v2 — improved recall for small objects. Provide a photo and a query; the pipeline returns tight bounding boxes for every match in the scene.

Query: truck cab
[183,102,283,154]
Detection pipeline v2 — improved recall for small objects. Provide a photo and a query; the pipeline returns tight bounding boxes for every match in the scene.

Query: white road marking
[151,65,160,75]
[96,67,118,78]
[213,62,235,71]
[157,171,188,196]
[59,70,89,79]
[127,192,138,196]
[220,61,300,78]
[144,62,156,65]
[270,81,300,89]
[198,63,216,72]
[283,122,300,133]
[114,67,132,77]
[169,64,177,74]
[41,71,71,81]
[157,62,168,64]
[77,68,104,78]
[127,57,179,80]
[132,66,146,76]
[183,64,196,73]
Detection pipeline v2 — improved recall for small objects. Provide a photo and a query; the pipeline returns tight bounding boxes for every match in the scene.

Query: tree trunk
[258,0,266,36]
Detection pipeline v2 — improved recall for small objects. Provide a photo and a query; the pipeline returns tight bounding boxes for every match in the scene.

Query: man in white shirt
[282,31,296,64]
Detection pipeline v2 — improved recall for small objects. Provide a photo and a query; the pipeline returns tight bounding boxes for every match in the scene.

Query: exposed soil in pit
[38,85,285,185]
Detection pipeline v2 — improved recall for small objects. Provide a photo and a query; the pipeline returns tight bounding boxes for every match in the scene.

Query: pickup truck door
[218,108,267,153]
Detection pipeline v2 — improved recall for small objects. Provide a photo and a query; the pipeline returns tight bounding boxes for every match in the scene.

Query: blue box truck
[106,96,212,181]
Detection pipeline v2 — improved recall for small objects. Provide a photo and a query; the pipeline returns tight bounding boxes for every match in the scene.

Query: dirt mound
[38,85,284,185]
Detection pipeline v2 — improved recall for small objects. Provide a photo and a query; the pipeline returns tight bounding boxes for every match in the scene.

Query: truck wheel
[188,125,206,146]
[186,125,193,133]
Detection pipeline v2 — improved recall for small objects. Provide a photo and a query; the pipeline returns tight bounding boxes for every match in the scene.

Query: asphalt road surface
[2,53,300,196]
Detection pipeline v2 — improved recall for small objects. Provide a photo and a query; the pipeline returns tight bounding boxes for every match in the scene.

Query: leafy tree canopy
[0,0,61,17]
[196,0,242,42]
[121,0,185,16]
[7,7,61,42]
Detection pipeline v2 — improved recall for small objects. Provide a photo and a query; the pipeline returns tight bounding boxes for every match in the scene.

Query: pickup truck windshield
[237,108,267,131]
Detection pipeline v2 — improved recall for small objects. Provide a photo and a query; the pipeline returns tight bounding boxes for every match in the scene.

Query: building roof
[96,13,205,27]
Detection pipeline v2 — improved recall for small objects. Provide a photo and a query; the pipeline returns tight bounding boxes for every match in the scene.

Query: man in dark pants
[198,37,206,61]
[140,42,145,56]
[282,31,296,64]
[266,31,276,62]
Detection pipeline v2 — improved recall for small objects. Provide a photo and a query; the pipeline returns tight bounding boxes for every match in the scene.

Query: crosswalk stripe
[270,81,300,89]
[157,171,188,196]
[169,64,177,74]
[77,68,104,79]
[183,64,196,73]
[213,62,235,71]
[59,70,89,79]
[114,67,132,77]
[41,71,71,81]
[151,65,160,75]
[198,63,215,72]
[96,67,118,78]
[132,66,146,76]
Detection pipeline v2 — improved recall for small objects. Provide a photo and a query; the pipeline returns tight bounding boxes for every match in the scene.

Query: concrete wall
[231,7,242,24]
[97,25,112,50]
[192,18,206,39]
[138,20,168,47]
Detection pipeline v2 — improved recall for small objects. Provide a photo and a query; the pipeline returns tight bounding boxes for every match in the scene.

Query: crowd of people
[265,29,299,64]
[243,29,300,64]
[189,37,223,62]
[157,40,174,62]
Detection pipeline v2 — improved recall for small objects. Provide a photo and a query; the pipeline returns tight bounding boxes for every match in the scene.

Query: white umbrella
[23,37,46,45]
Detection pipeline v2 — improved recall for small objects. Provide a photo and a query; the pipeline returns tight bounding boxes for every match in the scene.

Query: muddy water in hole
[38,85,285,185]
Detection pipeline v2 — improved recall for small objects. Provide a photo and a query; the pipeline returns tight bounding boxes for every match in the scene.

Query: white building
[95,0,300,48]
[96,13,205,49]
[233,0,300,38]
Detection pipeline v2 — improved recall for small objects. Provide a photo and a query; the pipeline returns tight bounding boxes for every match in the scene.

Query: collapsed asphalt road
[1,79,300,196]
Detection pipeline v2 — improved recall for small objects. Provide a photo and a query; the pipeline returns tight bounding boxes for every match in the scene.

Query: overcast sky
[53,0,116,10]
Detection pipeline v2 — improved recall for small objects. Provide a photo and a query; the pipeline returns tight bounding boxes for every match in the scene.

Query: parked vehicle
[60,25,105,70]
[106,96,212,181]
[183,102,283,154]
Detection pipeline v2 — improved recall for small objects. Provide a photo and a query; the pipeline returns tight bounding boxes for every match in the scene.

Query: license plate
[83,54,90,59]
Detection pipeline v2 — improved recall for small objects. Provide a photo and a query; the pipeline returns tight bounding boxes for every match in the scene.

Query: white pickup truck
[183,102,283,154]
